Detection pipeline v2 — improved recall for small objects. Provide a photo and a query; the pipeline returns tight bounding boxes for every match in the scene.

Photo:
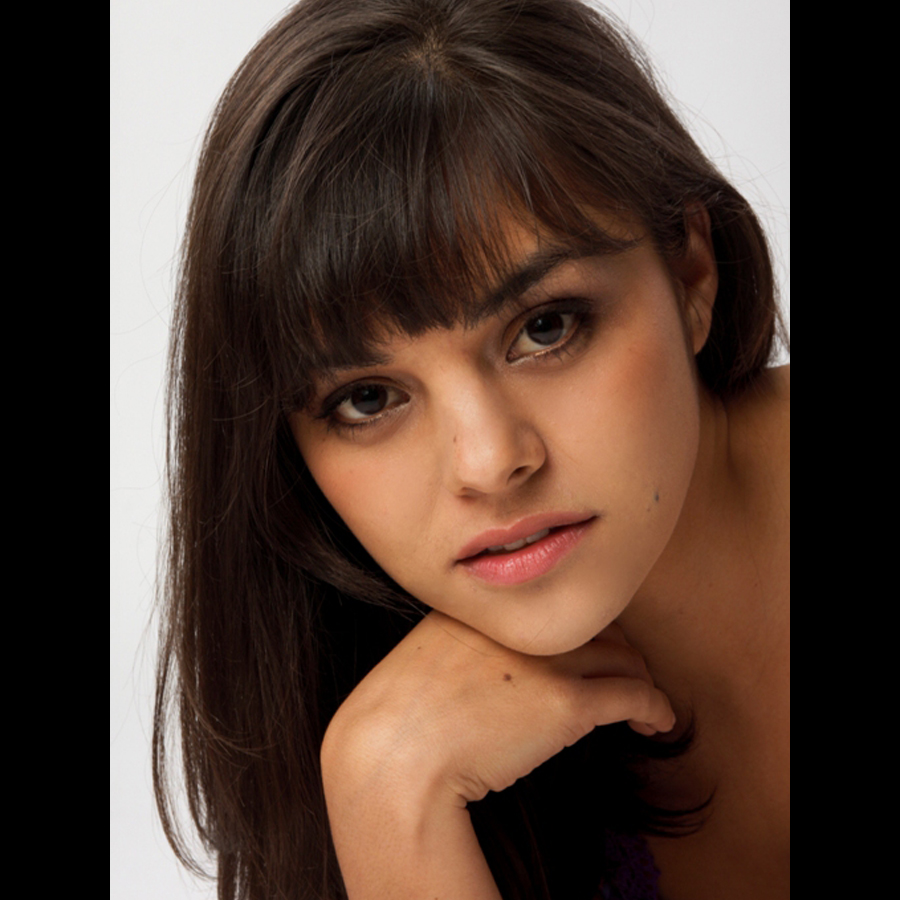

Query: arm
[321,611,674,898]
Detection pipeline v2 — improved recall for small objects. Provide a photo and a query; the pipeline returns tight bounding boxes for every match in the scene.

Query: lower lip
[458,519,595,586]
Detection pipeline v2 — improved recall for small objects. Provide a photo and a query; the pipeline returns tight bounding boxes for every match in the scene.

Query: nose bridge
[438,369,545,495]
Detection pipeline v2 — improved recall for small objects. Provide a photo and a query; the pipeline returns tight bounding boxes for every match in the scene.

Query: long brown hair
[154,1,786,897]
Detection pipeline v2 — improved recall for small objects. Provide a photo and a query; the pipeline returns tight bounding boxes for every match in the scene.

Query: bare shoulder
[765,363,790,430]
[725,364,790,539]
[728,364,790,465]
[759,364,789,464]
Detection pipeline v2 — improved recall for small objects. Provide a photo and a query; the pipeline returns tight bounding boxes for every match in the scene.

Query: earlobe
[674,205,718,355]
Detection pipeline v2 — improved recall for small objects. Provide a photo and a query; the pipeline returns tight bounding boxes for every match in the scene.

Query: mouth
[456,514,597,586]
[479,526,554,555]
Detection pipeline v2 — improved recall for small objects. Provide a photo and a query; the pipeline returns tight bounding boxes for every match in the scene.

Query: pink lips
[456,513,596,586]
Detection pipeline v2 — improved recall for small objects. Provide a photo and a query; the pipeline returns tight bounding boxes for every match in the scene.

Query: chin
[500,615,613,657]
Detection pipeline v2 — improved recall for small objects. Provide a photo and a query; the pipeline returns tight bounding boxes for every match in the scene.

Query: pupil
[351,385,386,415]
[526,312,565,345]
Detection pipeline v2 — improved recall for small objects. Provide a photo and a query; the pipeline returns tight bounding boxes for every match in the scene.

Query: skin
[290,209,790,899]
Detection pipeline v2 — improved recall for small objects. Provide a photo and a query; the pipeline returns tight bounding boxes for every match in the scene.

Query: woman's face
[291,214,715,655]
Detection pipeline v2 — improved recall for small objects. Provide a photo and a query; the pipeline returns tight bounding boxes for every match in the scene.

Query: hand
[320,610,675,808]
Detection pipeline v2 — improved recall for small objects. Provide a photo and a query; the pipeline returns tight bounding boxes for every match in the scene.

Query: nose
[438,377,547,496]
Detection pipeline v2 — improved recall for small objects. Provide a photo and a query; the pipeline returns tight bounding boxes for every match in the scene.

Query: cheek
[290,424,378,543]
[553,312,699,555]
[302,437,431,573]
[609,329,700,569]
[313,457,387,532]
[555,318,697,463]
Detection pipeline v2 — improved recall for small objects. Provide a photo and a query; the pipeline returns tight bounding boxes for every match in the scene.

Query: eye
[326,382,408,427]
[507,307,582,361]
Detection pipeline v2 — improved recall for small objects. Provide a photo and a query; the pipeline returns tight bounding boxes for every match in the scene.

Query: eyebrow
[482,244,605,312]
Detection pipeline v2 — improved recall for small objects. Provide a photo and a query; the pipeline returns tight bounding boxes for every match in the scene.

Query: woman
[154,1,789,898]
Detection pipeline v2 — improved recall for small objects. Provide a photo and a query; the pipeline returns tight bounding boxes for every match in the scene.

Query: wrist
[327,792,499,900]
[321,731,499,899]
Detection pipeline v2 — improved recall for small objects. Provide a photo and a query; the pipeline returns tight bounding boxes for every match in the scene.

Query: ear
[670,205,718,355]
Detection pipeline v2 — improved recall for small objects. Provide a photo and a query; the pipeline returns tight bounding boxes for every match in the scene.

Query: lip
[456,511,595,561]
[456,515,596,586]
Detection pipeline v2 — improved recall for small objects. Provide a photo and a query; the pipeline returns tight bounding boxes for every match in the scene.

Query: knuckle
[633,681,661,722]
[543,674,586,721]
[605,677,654,724]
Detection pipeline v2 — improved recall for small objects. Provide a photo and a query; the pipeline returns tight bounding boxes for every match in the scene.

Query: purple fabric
[594,831,660,900]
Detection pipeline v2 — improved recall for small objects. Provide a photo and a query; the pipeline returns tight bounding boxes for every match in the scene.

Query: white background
[110,2,789,897]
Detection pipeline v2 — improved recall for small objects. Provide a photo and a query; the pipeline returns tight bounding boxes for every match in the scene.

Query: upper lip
[455,512,595,562]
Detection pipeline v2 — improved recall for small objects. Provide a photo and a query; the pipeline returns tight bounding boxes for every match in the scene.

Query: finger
[628,720,659,737]
[580,677,676,734]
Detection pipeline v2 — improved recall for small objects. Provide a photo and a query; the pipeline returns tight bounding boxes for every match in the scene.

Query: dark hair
[154,1,785,897]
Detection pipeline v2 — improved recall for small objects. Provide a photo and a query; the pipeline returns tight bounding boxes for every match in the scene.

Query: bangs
[247,41,639,407]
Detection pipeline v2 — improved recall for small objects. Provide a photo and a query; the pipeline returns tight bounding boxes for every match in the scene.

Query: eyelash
[316,299,594,434]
